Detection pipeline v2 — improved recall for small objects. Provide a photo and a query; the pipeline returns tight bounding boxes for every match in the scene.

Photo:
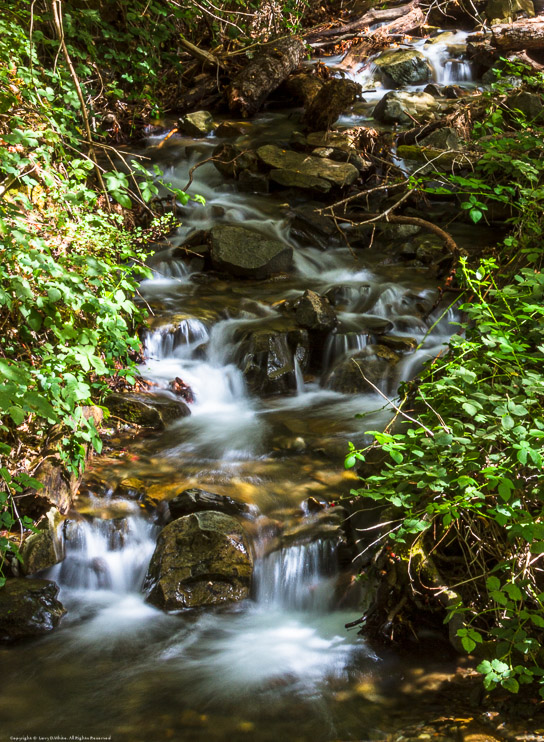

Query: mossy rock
[104,392,190,429]
[144,511,253,611]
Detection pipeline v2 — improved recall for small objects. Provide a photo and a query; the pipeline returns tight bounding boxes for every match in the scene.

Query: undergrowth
[346,62,544,695]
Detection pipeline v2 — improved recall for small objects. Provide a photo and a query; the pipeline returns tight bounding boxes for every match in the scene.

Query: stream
[2,31,488,742]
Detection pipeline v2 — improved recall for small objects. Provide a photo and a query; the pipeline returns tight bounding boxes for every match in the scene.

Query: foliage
[0,3,202,583]
[346,62,544,695]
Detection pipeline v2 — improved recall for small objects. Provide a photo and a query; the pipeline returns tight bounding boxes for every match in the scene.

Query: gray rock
[325,345,400,394]
[505,90,544,122]
[270,169,331,193]
[374,49,432,87]
[378,223,421,241]
[169,488,251,520]
[0,579,66,640]
[420,126,460,150]
[104,393,191,429]
[144,511,253,611]
[178,110,215,137]
[209,225,293,279]
[294,290,338,331]
[256,144,359,189]
[373,91,439,125]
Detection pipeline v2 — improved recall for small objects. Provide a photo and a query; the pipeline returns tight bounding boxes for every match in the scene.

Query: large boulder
[256,144,359,190]
[374,49,432,87]
[144,511,253,611]
[209,225,293,279]
[505,90,544,122]
[104,392,191,429]
[373,91,439,125]
[168,488,252,520]
[0,579,65,640]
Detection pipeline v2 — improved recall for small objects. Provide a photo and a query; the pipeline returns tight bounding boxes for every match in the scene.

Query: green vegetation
[347,63,544,695]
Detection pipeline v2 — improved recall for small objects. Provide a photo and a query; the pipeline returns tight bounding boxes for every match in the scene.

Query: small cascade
[294,355,306,395]
[51,517,157,593]
[144,318,209,360]
[152,258,190,280]
[323,331,370,371]
[442,58,473,84]
[254,540,338,612]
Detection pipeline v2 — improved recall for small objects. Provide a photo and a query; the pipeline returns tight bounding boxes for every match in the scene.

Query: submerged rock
[168,488,252,520]
[104,392,191,429]
[209,225,293,279]
[373,91,439,125]
[144,511,253,611]
[374,49,432,87]
[0,579,65,640]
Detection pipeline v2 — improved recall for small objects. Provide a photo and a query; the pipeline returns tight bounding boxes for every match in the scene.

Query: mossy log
[396,144,478,170]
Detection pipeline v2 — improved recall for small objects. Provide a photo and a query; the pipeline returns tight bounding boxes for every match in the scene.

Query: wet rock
[209,225,293,279]
[303,78,362,131]
[178,110,215,137]
[238,169,270,194]
[486,0,534,24]
[0,579,65,640]
[373,91,439,125]
[306,130,356,152]
[374,49,432,87]
[270,169,331,193]
[424,83,445,98]
[168,488,252,520]
[280,508,348,547]
[256,144,359,190]
[235,322,310,395]
[396,144,474,171]
[212,143,260,180]
[116,478,146,499]
[144,511,253,611]
[294,290,338,331]
[104,392,191,429]
[20,508,64,575]
[287,204,338,248]
[505,90,544,122]
[380,335,418,353]
[420,126,460,150]
[378,223,421,241]
[325,345,400,394]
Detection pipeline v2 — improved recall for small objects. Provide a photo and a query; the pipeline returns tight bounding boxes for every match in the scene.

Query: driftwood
[227,37,306,117]
[492,17,544,51]
[306,1,419,41]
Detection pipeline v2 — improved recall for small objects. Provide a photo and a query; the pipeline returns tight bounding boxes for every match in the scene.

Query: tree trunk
[227,37,306,117]
[306,1,419,41]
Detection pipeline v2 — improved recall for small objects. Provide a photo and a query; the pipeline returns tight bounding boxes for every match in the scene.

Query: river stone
[20,508,64,576]
[214,120,251,138]
[178,110,215,137]
[373,91,439,125]
[256,144,359,189]
[486,0,534,23]
[303,78,362,131]
[209,225,293,279]
[325,345,400,394]
[144,511,253,611]
[104,392,191,429]
[420,126,460,150]
[380,335,418,353]
[374,49,432,87]
[269,169,331,193]
[235,322,310,395]
[169,488,252,520]
[212,143,260,179]
[0,579,66,640]
[294,290,338,331]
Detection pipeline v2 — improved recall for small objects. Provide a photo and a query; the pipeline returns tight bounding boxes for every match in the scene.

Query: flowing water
[1,32,482,742]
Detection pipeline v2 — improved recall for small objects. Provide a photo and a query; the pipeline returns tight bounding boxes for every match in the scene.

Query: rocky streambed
[2,22,540,742]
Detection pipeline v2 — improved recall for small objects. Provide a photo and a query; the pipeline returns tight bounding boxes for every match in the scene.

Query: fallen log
[179,35,225,69]
[492,18,544,50]
[305,1,418,41]
[227,37,306,117]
